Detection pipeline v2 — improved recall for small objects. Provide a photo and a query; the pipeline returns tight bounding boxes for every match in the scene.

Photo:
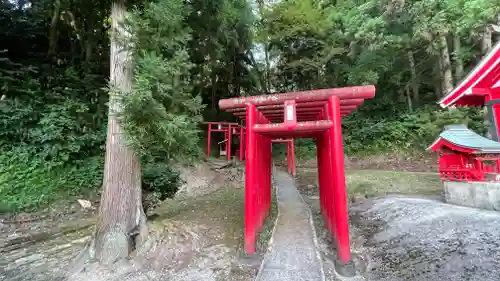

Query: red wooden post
[287,142,292,174]
[290,138,296,176]
[258,112,272,230]
[257,131,263,230]
[316,134,326,221]
[227,124,232,161]
[245,104,257,254]
[317,108,334,234]
[327,96,351,265]
[239,126,244,161]
[207,123,212,159]
[320,129,335,234]
[266,135,272,217]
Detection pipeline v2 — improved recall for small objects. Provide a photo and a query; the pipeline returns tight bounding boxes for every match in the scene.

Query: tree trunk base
[66,218,150,280]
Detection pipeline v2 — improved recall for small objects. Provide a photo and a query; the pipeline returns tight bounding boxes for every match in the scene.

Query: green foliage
[121,1,202,162]
[342,107,487,155]
[0,153,103,212]
[0,0,260,212]
[142,162,181,200]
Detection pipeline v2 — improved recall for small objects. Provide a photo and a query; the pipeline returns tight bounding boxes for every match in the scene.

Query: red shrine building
[429,41,500,181]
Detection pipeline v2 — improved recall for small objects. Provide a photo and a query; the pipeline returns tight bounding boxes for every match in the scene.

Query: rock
[77,199,93,209]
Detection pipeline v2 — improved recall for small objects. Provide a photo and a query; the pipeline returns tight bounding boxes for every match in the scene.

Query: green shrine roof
[435,124,500,153]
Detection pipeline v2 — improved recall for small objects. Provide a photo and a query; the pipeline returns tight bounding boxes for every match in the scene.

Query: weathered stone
[443,181,500,211]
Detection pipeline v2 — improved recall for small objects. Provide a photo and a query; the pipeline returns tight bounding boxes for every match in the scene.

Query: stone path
[255,170,325,281]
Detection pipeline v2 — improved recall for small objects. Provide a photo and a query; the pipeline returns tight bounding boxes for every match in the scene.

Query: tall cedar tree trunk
[48,0,61,58]
[440,35,454,96]
[481,26,492,54]
[211,70,217,110]
[481,26,493,138]
[93,0,147,265]
[85,14,95,65]
[453,34,464,82]
[405,85,413,112]
[407,50,419,107]
[435,58,442,98]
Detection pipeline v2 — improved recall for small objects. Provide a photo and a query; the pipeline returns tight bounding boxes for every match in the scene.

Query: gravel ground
[296,169,500,281]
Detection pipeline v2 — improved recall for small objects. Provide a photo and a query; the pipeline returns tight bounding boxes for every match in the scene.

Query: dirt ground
[1,156,441,281]
[1,161,277,281]
[295,168,443,280]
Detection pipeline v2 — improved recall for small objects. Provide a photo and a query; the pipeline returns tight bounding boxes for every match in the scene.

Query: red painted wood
[217,85,376,265]
[327,96,351,264]
[219,86,375,110]
[244,104,257,254]
[439,43,500,107]
[430,138,500,182]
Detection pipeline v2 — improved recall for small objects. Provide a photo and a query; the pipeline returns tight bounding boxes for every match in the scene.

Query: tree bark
[407,50,419,107]
[453,34,464,82]
[494,17,500,43]
[405,85,413,112]
[85,14,95,65]
[481,26,492,54]
[435,57,442,98]
[440,35,454,96]
[93,0,147,266]
[48,0,61,58]
[211,70,217,110]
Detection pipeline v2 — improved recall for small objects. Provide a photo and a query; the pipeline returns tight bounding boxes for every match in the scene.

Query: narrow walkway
[256,170,325,281]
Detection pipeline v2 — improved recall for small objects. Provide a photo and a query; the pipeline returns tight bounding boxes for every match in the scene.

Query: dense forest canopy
[0,0,499,211]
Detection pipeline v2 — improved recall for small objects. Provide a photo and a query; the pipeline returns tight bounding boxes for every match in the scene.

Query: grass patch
[299,168,442,199]
[346,170,442,198]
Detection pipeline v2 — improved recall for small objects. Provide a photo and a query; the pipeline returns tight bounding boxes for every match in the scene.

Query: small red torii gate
[218,85,376,274]
[272,138,296,176]
[204,123,297,176]
[204,122,242,161]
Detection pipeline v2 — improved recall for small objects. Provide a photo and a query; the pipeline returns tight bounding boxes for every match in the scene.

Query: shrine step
[255,170,325,281]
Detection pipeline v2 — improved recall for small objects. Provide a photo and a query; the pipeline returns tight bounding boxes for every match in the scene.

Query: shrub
[343,106,486,155]
[142,161,181,200]
[0,151,104,212]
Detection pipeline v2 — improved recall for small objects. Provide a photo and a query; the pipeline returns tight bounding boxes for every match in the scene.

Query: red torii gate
[272,138,296,176]
[219,85,376,275]
[204,122,298,176]
[204,122,242,161]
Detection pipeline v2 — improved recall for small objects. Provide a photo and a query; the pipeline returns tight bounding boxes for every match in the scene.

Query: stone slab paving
[255,170,325,281]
